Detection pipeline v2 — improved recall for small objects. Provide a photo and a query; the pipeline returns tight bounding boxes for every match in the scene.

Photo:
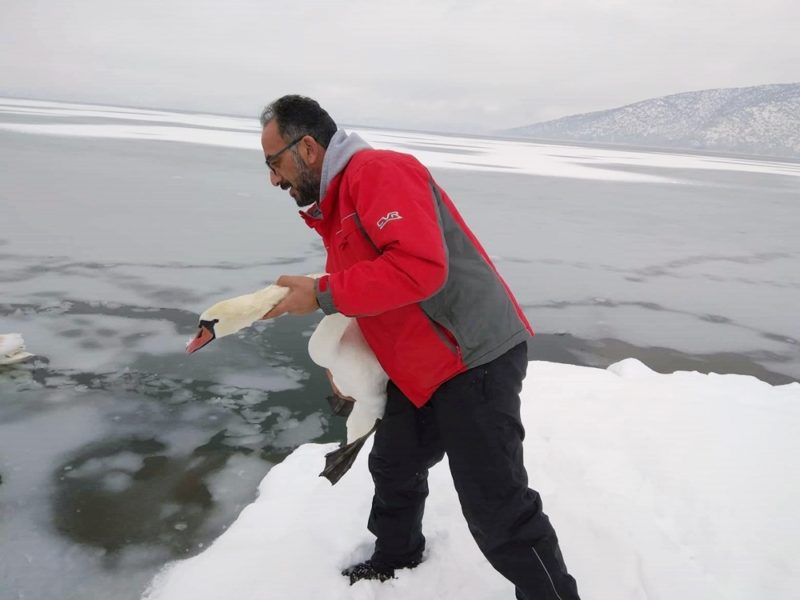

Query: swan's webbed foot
[319,420,380,485]
[326,394,354,417]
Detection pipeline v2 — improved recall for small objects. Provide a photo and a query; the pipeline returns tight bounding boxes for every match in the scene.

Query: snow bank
[143,360,799,600]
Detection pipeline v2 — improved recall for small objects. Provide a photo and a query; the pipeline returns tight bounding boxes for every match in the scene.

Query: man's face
[261,121,321,208]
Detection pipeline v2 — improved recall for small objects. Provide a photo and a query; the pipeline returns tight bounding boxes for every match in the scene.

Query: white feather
[0,333,35,365]
[307,313,387,443]
[195,281,387,443]
[197,285,290,339]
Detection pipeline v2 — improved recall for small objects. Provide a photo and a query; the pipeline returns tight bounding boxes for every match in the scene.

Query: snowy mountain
[506,83,800,159]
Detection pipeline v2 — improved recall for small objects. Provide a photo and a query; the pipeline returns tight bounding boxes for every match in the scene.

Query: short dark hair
[259,95,338,149]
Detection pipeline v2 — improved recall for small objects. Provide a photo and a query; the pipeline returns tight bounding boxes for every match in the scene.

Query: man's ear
[301,135,324,167]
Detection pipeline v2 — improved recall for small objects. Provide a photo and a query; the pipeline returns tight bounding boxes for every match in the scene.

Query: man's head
[260,95,337,207]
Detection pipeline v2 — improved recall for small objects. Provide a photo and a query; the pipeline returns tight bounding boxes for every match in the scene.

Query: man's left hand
[262,275,319,319]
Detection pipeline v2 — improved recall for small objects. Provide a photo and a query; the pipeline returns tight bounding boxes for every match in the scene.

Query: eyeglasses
[265,135,305,175]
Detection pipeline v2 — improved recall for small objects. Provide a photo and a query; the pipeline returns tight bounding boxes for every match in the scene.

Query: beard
[290,151,321,208]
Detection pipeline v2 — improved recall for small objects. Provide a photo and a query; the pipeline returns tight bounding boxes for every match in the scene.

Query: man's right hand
[261,275,319,319]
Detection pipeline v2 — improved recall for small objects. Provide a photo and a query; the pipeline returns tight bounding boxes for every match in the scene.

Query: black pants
[367,342,580,600]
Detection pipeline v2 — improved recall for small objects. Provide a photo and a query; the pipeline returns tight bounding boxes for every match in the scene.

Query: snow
[143,360,800,600]
[509,83,800,159]
[3,98,800,185]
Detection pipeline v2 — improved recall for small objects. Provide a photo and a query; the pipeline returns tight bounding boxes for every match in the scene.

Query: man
[260,94,580,600]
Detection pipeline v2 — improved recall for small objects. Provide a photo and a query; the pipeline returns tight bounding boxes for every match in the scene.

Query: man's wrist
[314,275,338,315]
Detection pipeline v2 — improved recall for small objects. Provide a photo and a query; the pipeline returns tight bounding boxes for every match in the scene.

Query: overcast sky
[1,0,798,133]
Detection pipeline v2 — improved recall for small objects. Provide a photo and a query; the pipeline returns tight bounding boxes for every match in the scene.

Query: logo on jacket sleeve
[377,211,403,230]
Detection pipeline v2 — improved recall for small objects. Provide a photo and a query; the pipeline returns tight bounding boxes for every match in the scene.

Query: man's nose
[269,170,281,186]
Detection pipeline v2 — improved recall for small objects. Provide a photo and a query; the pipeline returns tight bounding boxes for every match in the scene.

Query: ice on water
[1,98,798,600]
[3,97,800,183]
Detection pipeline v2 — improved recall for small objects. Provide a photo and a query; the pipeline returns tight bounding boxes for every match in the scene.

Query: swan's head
[186,301,256,353]
[186,317,218,353]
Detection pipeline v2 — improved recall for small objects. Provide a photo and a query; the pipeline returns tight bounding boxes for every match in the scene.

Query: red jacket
[305,139,532,407]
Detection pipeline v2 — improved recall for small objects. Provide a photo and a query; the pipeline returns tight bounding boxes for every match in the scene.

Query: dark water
[1,122,798,600]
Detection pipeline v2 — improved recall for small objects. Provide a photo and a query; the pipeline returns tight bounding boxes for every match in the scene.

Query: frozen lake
[1,98,799,600]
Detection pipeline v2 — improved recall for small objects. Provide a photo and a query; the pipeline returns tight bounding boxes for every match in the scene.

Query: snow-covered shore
[143,359,800,600]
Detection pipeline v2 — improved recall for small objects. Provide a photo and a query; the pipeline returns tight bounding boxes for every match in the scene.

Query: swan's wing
[308,314,352,368]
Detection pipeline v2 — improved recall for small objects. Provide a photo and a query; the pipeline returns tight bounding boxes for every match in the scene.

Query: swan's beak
[186,321,216,353]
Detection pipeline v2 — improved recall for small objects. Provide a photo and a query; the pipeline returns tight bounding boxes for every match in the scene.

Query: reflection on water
[54,436,202,556]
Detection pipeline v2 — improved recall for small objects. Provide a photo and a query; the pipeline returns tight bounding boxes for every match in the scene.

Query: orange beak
[186,323,216,353]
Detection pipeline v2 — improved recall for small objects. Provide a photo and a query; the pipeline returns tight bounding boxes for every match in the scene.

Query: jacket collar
[320,129,372,201]
[299,202,323,228]
[298,129,371,226]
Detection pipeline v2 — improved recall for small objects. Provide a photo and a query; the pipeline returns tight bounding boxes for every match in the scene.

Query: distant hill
[505,83,800,159]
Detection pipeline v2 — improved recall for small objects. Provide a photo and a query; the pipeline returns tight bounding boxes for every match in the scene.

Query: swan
[185,284,291,353]
[0,333,34,365]
[186,283,387,483]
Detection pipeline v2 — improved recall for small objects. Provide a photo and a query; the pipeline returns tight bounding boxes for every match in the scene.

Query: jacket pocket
[425,315,461,359]
[334,213,378,263]
[335,214,360,248]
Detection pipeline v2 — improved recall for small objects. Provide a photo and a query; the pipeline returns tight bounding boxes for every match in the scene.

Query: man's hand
[262,275,319,319]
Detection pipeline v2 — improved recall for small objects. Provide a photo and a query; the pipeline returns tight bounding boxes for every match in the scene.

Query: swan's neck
[204,285,289,338]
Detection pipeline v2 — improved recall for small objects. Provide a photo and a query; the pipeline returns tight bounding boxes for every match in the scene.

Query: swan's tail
[319,420,380,485]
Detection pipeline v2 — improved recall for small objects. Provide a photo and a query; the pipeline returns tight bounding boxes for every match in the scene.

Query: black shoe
[341,558,421,585]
